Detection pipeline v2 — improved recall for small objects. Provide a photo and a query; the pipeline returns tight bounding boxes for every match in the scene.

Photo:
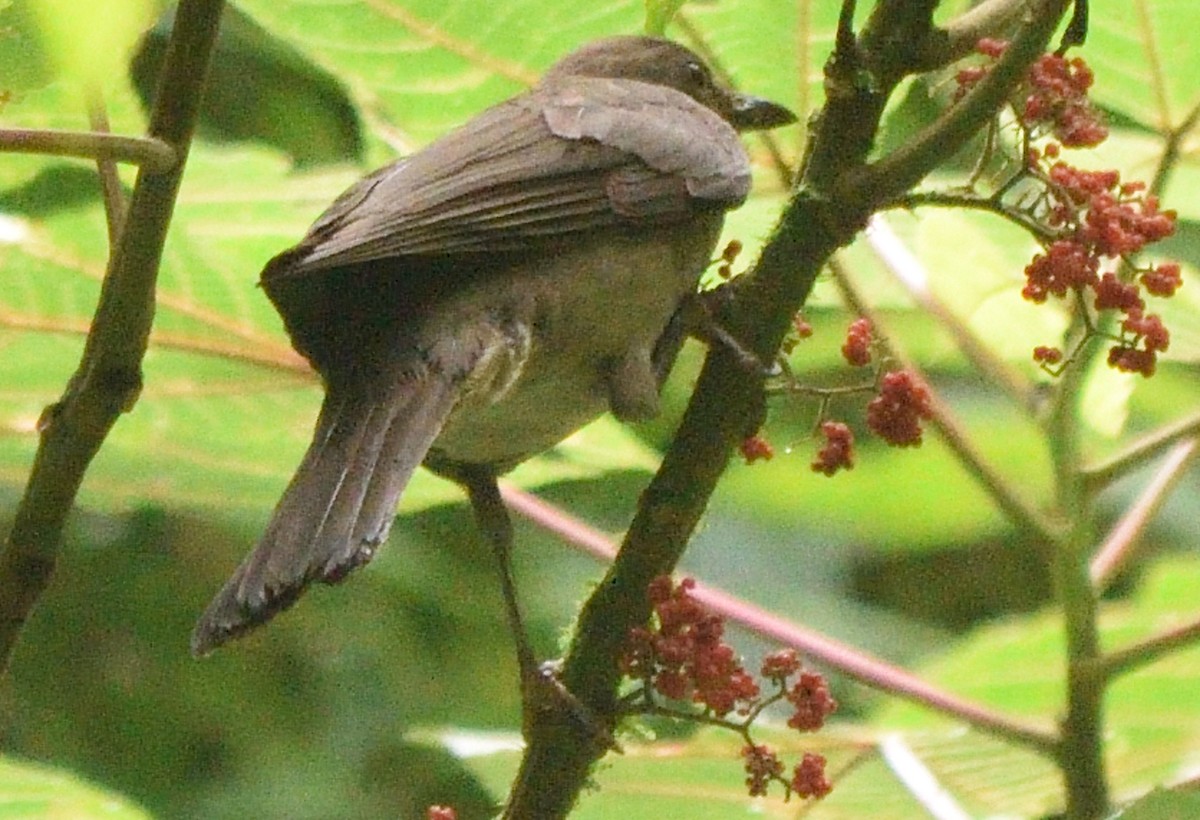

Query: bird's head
[543,35,797,132]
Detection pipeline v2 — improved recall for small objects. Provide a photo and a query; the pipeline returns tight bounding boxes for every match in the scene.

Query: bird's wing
[267,77,751,277]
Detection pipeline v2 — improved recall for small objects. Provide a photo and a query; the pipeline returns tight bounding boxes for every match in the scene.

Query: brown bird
[191,36,794,683]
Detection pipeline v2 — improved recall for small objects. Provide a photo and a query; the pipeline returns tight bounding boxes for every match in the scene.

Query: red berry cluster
[955,39,1107,148]
[841,317,873,367]
[811,421,855,476]
[1023,52,1107,147]
[426,807,456,820]
[740,434,775,464]
[1025,151,1179,377]
[792,752,834,799]
[866,370,934,447]
[786,667,839,732]
[958,40,1181,378]
[621,577,760,716]
[622,580,837,802]
[742,745,832,801]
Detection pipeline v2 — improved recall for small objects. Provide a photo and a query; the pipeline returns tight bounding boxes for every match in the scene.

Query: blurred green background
[1,0,1199,817]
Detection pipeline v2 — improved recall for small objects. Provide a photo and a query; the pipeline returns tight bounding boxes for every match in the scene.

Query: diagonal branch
[0,0,227,673]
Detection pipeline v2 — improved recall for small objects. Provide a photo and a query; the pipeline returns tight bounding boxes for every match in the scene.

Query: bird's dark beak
[728,92,797,132]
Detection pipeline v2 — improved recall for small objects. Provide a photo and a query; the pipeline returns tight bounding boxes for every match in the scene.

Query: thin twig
[1090,439,1199,591]
[888,188,1060,243]
[1149,99,1200,198]
[85,89,127,245]
[0,127,177,173]
[1083,410,1200,492]
[1096,614,1200,681]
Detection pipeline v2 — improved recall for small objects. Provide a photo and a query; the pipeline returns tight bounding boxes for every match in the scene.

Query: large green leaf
[0,757,151,819]
[861,557,1200,816]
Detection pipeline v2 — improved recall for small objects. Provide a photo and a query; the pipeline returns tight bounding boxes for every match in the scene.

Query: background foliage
[0,0,1198,817]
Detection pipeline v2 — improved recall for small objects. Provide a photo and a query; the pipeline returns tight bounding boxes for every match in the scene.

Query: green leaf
[0,0,56,92]
[26,0,155,85]
[1113,788,1200,820]
[1088,6,1200,132]
[869,557,1200,815]
[0,756,151,819]
[130,5,364,166]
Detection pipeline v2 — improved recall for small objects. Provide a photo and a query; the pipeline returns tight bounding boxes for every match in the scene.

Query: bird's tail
[191,375,458,655]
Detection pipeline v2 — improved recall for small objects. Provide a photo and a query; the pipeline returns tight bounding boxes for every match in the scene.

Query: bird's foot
[520,661,619,753]
[684,287,776,377]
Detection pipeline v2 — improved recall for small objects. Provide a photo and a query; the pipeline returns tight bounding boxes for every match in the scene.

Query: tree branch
[0,0,226,673]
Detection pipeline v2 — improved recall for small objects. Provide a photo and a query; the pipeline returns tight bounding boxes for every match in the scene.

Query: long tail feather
[191,376,457,655]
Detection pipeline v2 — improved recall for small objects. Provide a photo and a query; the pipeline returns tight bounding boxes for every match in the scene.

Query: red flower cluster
[1047,167,1175,256]
[948,42,1188,379]
[811,421,855,476]
[1111,309,1171,377]
[742,744,785,797]
[1022,240,1098,302]
[760,648,802,680]
[1143,262,1183,297]
[621,577,759,716]
[782,312,815,355]
[740,435,775,464]
[742,736,832,800]
[787,670,838,732]
[741,745,832,801]
[1028,158,1179,377]
[841,317,873,367]
[956,40,1107,148]
[1023,53,1107,147]
[866,370,934,447]
[426,807,456,820]
[953,37,1006,99]
[793,314,815,339]
[1033,345,1063,366]
[622,582,837,801]
[792,752,834,799]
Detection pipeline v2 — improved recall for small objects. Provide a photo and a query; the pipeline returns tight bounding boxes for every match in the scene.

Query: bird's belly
[428,218,721,469]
